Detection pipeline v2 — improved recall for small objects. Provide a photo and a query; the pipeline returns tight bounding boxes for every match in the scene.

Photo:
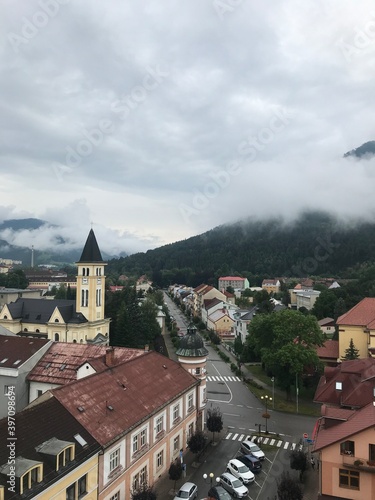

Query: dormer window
[0,458,43,495]
[36,438,75,471]
[336,381,342,391]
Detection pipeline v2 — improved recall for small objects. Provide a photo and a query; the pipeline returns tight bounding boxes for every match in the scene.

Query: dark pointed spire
[77,229,103,263]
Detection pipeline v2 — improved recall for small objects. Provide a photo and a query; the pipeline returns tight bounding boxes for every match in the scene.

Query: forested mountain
[107,211,375,287]
[344,140,375,159]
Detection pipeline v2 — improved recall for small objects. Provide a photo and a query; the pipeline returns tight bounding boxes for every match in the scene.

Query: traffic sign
[303,433,308,439]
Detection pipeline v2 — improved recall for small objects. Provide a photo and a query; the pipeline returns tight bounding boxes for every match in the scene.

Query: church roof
[6,298,87,325]
[77,229,104,263]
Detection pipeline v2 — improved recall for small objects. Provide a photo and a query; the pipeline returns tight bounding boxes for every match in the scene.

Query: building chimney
[144,344,149,351]
[105,347,115,367]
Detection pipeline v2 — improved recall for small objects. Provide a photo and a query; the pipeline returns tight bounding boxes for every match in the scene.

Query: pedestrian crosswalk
[207,375,242,382]
[225,433,303,451]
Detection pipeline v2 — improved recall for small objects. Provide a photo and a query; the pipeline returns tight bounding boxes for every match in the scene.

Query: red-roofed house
[313,358,375,498]
[0,335,51,418]
[27,343,147,403]
[207,308,235,339]
[192,284,226,318]
[51,351,202,499]
[317,340,339,367]
[336,298,375,359]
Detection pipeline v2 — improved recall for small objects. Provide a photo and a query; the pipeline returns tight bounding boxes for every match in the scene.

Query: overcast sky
[1,1,374,255]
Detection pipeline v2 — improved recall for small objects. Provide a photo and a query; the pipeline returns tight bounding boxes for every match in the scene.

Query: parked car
[226,458,255,484]
[173,482,198,500]
[240,439,265,460]
[207,485,232,500]
[219,472,249,498]
[237,453,262,472]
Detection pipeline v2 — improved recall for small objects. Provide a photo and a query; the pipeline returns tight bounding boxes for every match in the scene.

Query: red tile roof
[0,336,50,368]
[53,351,199,446]
[219,276,246,281]
[313,402,375,452]
[314,358,375,408]
[203,298,223,310]
[28,343,146,385]
[316,340,339,360]
[336,297,375,328]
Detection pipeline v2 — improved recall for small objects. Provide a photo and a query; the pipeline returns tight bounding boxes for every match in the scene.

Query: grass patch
[244,365,320,417]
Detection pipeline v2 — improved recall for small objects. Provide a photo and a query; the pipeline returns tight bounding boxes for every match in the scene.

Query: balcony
[342,454,375,473]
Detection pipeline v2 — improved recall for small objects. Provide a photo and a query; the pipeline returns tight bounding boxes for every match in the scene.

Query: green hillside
[107,211,375,287]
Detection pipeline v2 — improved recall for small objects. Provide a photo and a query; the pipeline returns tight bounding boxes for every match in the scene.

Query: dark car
[237,454,262,473]
[207,485,232,500]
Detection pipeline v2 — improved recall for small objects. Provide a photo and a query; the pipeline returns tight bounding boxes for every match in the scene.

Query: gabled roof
[316,340,339,360]
[53,351,199,447]
[6,298,87,325]
[77,229,103,263]
[314,358,375,408]
[0,397,100,500]
[219,276,246,281]
[336,297,375,328]
[262,279,279,285]
[203,297,223,311]
[193,284,208,293]
[28,343,146,385]
[0,336,50,368]
[318,317,335,326]
[208,309,234,323]
[313,402,375,452]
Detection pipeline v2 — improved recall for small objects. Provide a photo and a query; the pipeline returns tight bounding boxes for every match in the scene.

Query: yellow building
[0,229,110,344]
[0,396,100,500]
[336,298,375,359]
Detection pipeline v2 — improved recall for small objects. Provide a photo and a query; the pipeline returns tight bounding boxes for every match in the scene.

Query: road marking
[276,440,283,447]
[284,441,289,449]
[269,439,275,446]
[263,438,269,444]
[291,443,296,450]
[232,433,239,440]
[239,434,245,441]
[223,412,241,417]
[226,433,232,440]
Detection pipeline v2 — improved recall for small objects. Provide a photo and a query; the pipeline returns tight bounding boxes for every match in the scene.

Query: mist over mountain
[108,211,375,287]
[0,218,127,266]
[344,141,375,159]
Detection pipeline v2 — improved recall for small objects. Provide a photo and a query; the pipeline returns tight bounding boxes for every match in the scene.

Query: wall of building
[339,325,369,359]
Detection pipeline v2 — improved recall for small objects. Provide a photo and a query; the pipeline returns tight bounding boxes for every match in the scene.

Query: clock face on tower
[82,278,88,285]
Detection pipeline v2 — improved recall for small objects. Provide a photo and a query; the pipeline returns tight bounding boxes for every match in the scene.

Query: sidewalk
[161,323,319,498]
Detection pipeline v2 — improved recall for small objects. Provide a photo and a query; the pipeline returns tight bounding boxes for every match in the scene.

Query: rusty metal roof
[28,343,146,385]
[53,351,199,447]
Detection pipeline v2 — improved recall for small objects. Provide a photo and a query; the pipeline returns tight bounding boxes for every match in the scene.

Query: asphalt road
[163,293,317,499]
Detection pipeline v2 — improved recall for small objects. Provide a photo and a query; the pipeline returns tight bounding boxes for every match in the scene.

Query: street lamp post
[271,377,275,409]
[261,395,272,434]
[203,472,220,488]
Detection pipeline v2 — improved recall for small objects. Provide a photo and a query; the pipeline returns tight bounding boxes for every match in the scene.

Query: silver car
[219,472,249,498]
[173,482,198,500]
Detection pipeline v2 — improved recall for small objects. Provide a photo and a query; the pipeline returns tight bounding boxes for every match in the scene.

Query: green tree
[247,309,324,399]
[290,449,308,481]
[311,289,337,319]
[226,285,234,294]
[277,471,303,500]
[131,484,157,500]
[168,462,182,491]
[206,406,223,443]
[342,338,360,360]
[55,284,67,299]
[187,430,206,458]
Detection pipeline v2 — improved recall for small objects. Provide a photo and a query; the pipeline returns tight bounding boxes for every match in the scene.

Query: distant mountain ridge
[344,140,375,159]
[108,211,375,287]
[0,218,119,266]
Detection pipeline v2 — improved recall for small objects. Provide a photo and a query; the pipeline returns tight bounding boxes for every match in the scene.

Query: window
[96,289,101,306]
[340,440,355,456]
[37,390,43,398]
[81,290,88,307]
[133,428,147,454]
[133,466,147,491]
[187,422,194,440]
[188,393,194,410]
[54,333,59,341]
[110,492,120,500]
[66,474,87,500]
[195,367,201,375]
[109,448,120,472]
[173,435,180,452]
[173,404,180,422]
[156,450,164,469]
[20,466,42,495]
[57,446,74,470]
[339,469,359,490]
[156,415,164,435]
[369,444,375,462]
